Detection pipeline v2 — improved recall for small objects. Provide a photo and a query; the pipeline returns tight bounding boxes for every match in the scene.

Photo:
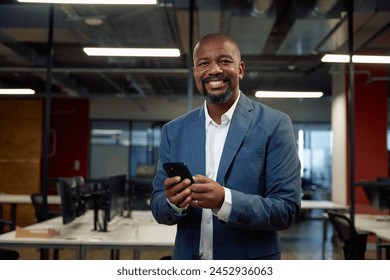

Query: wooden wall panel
[0,99,43,227]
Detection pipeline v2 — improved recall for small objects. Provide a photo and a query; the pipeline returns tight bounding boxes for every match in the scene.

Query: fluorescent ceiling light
[0,89,35,95]
[18,0,157,4]
[91,129,123,135]
[83,47,180,57]
[255,91,323,98]
[321,54,350,63]
[322,54,390,64]
[353,55,390,64]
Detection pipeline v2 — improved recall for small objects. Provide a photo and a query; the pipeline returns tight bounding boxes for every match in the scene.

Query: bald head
[193,33,241,64]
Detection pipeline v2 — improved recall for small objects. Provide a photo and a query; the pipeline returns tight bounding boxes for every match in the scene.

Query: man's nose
[208,62,222,74]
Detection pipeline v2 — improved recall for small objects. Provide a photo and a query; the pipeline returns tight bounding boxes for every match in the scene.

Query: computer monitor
[91,174,126,232]
[58,177,87,225]
[357,178,390,212]
[106,174,127,221]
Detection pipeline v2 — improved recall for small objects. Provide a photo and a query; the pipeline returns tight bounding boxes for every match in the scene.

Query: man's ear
[239,61,245,80]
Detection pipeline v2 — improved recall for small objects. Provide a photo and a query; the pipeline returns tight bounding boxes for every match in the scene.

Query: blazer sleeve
[150,124,187,225]
[227,113,301,231]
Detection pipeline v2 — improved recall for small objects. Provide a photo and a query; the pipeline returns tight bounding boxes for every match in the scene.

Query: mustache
[202,75,229,83]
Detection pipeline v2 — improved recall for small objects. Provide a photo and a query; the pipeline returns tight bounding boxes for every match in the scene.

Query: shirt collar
[204,92,241,127]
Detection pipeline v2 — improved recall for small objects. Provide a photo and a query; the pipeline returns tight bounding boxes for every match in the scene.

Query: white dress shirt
[199,94,239,259]
[166,94,240,259]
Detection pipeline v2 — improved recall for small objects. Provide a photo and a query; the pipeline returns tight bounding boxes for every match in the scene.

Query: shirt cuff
[212,187,232,222]
[166,198,189,215]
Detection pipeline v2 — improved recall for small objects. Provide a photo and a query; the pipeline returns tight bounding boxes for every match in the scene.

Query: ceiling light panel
[322,54,390,64]
[18,0,157,4]
[0,89,36,95]
[83,47,180,57]
[255,91,323,98]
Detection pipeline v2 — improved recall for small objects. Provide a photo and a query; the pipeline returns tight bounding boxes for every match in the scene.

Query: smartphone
[163,162,194,183]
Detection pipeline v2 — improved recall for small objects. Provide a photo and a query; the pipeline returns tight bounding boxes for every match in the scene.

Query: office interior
[0,0,390,260]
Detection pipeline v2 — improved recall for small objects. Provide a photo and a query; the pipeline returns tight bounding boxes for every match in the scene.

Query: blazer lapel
[188,106,206,175]
[217,94,254,183]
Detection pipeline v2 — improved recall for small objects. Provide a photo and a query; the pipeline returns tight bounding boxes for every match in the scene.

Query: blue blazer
[151,93,301,260]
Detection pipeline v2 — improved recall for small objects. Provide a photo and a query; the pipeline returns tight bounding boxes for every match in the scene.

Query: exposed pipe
[42,5,55,220]
[0,67,189,74]
[329,69,390,85]
[347,0,356,225]
[187,0,194,112]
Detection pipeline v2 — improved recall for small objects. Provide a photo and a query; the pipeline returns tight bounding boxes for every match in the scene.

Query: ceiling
[0,0,389,102]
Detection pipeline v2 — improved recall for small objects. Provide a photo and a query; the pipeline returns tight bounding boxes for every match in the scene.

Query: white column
[331,73,347,204]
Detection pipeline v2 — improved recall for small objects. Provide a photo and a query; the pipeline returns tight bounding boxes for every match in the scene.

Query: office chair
[327,211,390,260]
[0,248,19,260]
[326,211,369,260]
[128,179,152,211]
[0,218,14,234]
[377,241,390,260]
[129,165,155,211]
[30,193,61,259]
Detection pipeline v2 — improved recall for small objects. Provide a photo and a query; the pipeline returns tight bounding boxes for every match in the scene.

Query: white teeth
[209,80,223,86]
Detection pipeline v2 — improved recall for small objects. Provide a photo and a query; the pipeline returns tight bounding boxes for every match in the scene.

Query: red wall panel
[347,65,389,214]
[48,97,90,179]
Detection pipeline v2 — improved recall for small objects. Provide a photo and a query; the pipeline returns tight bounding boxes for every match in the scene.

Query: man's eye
[198,62,208,67]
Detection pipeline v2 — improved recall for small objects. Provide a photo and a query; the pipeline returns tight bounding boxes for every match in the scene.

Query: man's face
[193,37,244,104]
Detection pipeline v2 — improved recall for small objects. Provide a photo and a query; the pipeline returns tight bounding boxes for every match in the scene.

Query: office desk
[0,212,95,259]
[301,200,348,211]
[80,211,176,259]
[373,228,390,241]
[354,214,390,232]
[322,213,390,259]
[0,210,176,260]
[354,214,390,259]
[0,194,61,204]
[370,228,390,259]
[0,194,61,233]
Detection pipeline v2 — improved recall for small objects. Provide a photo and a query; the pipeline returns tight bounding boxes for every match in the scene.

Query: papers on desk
[15,226,60,239]
[375,215,390,221]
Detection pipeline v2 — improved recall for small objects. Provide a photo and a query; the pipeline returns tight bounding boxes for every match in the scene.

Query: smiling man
[193,34,243,111]
[151,33,302,260]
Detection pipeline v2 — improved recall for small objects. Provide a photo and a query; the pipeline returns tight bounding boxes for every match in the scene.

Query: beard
[201,76,234,105]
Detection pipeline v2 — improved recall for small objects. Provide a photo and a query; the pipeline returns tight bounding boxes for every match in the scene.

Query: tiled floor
[4,215,377,260]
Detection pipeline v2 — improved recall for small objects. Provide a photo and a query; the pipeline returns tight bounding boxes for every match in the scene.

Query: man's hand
[164,176,192,208]
[189,175,225,209]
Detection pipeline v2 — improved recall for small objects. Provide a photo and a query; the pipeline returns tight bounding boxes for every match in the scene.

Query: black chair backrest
[0,248,19,260]
[327,211,357,241]
[327,211,368,260]
[30,193,61,260]
[31,193,47,223]
[30,193,59,223]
